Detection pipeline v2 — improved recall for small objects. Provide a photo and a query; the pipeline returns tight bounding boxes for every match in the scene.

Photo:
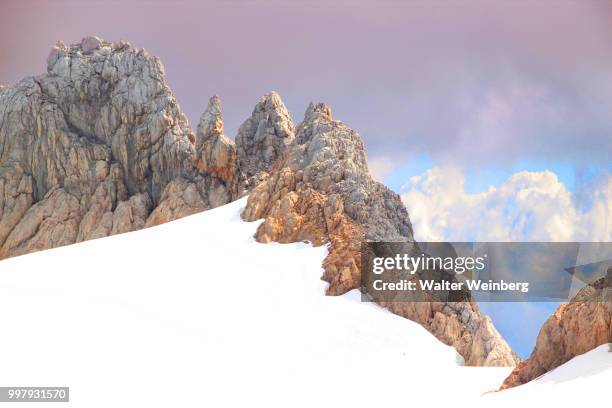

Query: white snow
[0,198,608,407]
[488,343,612,406]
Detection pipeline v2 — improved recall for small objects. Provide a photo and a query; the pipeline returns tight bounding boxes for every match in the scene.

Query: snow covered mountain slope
[0,198,608,407]
[489,344,612,405]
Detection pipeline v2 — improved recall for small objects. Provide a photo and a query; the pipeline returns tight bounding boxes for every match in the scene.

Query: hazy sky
[2,0,611,358]
[1,0,611,173]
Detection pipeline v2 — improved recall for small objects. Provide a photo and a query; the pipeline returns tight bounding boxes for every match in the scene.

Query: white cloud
[401,167,612,242]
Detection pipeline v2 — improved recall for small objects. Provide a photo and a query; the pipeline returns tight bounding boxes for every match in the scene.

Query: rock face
[235,92,294,189]
[242,102,518,367]
[194,95,244,206]
[195,96,239,188]
[0,36,237,258]
[501,269,612,389]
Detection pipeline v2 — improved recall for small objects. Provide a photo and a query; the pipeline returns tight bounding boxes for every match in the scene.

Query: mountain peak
[304,102,332,122]
[80,35,104,53]
[197,95,224,143]
[1,36,220,257]
[260,90,285,108]
[235,91,295,188]
[195,95,238,187]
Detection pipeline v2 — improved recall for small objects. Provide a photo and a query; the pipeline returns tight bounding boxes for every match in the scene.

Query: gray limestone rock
[235,91,295,188]
[196,96,241,190]
[0,37,235,258]
[280,101,413,242]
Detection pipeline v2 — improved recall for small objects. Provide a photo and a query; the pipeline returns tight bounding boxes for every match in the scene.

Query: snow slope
[0,198,608,407]
[488,344,612,406]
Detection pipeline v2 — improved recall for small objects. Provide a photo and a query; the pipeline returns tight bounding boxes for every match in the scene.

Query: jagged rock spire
[235,91,295,188]
[294,100,370,185]
[197,95,225,146]
[195,96,237,185]
[304,102,332,122]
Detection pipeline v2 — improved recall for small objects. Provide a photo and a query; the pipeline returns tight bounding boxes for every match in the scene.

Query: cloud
[401,167,612,242]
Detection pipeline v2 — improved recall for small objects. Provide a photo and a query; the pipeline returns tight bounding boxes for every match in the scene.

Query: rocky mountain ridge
[0,36,518,368]
[241,100,518,367]
[0,37,298,256]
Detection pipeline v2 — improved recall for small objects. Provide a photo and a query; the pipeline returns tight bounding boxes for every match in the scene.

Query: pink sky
[1,1,611,168]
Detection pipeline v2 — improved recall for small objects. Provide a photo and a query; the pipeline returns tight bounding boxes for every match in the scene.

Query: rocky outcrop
[235,92,294,189]
[1,187,81,257]
[242,102,413,293]
[0,36,237,258]
[501,269,612,389]
[242,102,518,367]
